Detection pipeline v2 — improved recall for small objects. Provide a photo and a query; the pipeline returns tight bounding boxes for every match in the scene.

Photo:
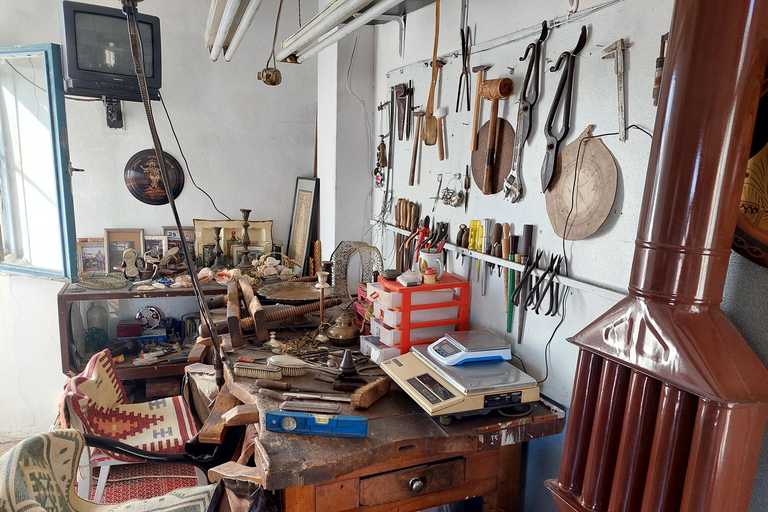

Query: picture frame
[287,177,319,276]
[193,219,273,263]
[76,238,106,275]
[144,235,168,259]
[104,228,145,273]
[232,245,263,266]
[163,225,195,259]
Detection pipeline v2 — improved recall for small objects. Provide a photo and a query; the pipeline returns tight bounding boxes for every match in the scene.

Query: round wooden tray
[472,118,515,195]
[257,281,322,305]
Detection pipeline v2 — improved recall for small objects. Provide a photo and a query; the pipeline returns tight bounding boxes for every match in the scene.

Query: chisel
[481,219,492,296]
[502,224,510,313]
[467,220,480,281]
[516,225,534,343]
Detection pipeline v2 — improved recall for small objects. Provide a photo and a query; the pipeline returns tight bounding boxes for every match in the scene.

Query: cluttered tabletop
[196,330,565,491]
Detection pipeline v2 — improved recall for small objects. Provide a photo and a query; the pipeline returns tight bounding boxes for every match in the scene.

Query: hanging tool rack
[375,221,626,302]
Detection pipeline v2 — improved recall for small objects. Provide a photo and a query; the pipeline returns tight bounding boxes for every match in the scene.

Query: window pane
[0,54,64,274]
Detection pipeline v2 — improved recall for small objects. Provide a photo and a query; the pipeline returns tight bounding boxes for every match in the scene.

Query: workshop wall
[0,0,318,435]
[370,0,768,511]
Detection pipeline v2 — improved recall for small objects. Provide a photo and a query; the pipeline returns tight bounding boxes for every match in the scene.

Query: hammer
[471,65,492,151]
[410,110,425,186]
[479,78,514,195]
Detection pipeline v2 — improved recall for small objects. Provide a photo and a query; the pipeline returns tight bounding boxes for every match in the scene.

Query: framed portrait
[104,229,144,273]
[232,245,263,266]
[202,244,216,267]
[144,235,168,259]
[287,177,319,276]
[76,238,106,275]
[193,219,273,260]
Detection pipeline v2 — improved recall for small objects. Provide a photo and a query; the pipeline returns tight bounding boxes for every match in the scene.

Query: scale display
[428,330,512,366]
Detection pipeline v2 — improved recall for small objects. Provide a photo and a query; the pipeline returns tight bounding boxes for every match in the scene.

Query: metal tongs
[504,21,549,203]
[541,25,588,193]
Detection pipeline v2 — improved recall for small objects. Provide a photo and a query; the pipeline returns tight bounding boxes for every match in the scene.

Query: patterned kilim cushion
[64,350,196,461]
[0,430,215,511]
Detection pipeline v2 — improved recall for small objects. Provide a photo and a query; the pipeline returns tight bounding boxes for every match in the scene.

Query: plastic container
[366,282,455,309]
[359,335,379,356]
[371,342,401,364]
[373,302,460,329]
[371,317,458,348]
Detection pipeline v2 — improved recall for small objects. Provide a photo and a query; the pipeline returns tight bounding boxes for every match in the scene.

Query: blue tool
[265,411,368,438]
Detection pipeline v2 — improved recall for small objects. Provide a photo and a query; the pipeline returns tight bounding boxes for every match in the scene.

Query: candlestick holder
[211,227,224,269]
[314,271,331,343]
[238,208,253,270]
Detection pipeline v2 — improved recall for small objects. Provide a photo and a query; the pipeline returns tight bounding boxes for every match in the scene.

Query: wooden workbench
[220,344,565,512]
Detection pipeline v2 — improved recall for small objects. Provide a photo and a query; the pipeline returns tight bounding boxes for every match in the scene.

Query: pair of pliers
[456,27,471,113]
[534,255,563,315]
[541,25,587,193]
[511,250,543,306]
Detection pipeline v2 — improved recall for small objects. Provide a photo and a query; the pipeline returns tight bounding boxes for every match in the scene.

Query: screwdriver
[468,220,480,281]
[254,379,345,394]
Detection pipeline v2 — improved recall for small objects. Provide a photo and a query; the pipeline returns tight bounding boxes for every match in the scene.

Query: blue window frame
[0,43,76,279]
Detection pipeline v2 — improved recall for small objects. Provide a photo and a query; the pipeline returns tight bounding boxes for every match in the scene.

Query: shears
[541,25,587,193]
[456,27,471,113]
[503,21,549,202]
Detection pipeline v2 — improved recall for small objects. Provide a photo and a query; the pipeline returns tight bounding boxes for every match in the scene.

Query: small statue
[121,248,140,281]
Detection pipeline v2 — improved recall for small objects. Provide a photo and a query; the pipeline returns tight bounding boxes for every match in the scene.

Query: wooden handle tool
[471,65,492,151]
[410,113,423,186]
[479,78,514,195]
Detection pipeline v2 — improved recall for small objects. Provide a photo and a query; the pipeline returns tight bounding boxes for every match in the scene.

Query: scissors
[456,27,471,113]
[541,25,587,193]
[504,22,548,203]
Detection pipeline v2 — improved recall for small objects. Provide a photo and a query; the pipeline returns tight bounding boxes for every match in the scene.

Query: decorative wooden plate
[258,281,322,305]
[733,77,768,267]
[545,125,618,240]
[472,118,515,195]
[124,150,185,205]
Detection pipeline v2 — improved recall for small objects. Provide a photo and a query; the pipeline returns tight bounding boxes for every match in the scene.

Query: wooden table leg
[497,444,522,512]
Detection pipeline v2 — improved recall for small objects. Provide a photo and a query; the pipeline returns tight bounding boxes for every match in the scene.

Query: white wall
[0,0,317,435]
[371,0,768,510]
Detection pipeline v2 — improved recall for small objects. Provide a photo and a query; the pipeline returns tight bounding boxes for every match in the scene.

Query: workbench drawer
[358,457,466,507]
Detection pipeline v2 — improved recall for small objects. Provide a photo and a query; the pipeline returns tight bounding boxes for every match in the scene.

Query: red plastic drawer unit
[373,272,470,353]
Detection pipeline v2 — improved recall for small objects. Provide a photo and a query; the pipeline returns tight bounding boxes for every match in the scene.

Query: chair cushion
[65,350,197,461]
[0,430,216,511]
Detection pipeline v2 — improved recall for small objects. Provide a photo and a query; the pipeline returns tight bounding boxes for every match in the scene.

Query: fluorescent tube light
[210,0,242,61]
[224,0,265,61]
[295,0,405,63]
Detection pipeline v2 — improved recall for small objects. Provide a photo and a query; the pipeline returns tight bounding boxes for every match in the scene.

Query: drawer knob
[410,478,425,493]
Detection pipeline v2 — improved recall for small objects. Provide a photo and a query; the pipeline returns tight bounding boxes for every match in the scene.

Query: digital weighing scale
[381,342,539,422]
[428,331,512,365]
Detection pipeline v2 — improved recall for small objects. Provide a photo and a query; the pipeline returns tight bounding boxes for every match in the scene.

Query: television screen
[74,12,154,78]
[61,1,161,101]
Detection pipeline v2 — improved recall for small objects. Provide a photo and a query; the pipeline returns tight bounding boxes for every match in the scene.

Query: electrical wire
[157,92,231,220]
[537,124,653,385]
[267,0,286,69]
[510,353,527,374]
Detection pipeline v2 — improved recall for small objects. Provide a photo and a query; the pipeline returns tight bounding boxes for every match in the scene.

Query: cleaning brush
[233,362,283,380]
[266,355,311,377]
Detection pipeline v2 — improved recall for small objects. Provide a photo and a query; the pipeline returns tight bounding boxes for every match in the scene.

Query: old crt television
[60,1,161,101]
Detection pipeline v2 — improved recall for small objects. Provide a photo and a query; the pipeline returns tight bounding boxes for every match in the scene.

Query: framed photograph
[182,312,201,341]
[144,235,168,259]
[287,177,319,276]
[163,226,195,259]
[193,219,273,261]
[76,238,106,275]
[202,244,216,267]
[232,245,263,266]
[104,228,145,273]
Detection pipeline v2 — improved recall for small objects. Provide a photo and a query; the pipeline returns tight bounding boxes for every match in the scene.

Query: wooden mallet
[471,65,492,151]
[479,77,514,195]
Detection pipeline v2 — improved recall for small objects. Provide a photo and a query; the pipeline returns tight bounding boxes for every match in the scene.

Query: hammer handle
[410,116,422,186]
[471,71,484,151]
[484,99,499,195]
[437,117,445,161]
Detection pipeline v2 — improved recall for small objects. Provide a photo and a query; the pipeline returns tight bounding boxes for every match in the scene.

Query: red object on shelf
[376,272,470,353]
[116,320,142,338]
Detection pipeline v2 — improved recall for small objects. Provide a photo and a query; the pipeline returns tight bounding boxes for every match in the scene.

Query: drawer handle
[410,478,425,493]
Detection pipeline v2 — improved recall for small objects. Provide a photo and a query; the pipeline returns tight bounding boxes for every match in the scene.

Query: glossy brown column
[549,0,768,510]
[680,400,768,512]
[579,361,630,511]
[557,350,604,493]
[607,372,661,512]
[640,384,697,512]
